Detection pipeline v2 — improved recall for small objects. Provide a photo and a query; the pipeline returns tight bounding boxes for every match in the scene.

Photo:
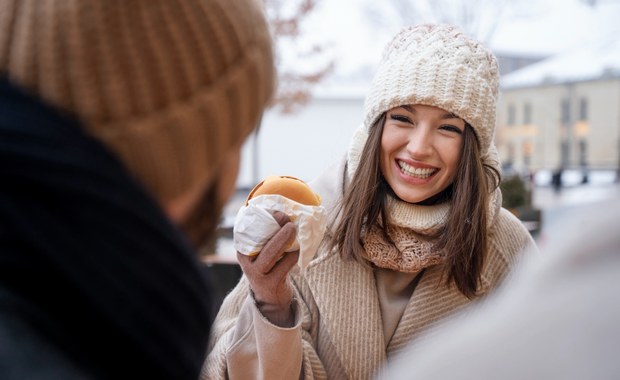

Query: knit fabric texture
[364,224,443,273]
[363,23,500,156]
[0,0,275,205]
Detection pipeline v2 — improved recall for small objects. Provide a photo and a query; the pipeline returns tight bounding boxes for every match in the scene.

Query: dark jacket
[0,78,213,379]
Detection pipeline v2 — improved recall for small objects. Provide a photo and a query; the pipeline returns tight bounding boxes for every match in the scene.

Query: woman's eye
[389,114,412,123]
[440,125,463,134]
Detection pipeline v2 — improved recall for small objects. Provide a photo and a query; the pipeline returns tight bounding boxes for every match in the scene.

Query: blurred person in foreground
[204,24,537,379]
[0,0,274,379]
[381,194,620,379]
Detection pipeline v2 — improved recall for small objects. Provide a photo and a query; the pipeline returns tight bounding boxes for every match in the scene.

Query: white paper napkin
[233,194,328,269]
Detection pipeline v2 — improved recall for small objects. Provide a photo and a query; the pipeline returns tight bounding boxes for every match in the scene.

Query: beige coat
[202,158,536,380]
[381,197,620,380]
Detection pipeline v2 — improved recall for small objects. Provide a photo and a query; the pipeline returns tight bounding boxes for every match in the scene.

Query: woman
[204,24,537,379]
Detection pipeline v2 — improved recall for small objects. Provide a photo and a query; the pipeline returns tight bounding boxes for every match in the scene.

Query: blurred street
[531,181,620,239]
[532,183,620,211]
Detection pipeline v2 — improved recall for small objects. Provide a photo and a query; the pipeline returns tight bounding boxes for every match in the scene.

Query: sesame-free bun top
[246,176,321,206]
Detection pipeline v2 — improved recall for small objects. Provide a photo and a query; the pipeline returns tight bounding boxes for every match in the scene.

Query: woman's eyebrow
[440,112,460,120]
[401,105,415,113]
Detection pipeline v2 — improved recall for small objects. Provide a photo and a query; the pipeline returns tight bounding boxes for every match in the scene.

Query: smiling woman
[204,24,538,380]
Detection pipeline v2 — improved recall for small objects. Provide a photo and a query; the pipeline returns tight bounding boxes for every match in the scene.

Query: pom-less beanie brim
[0,0,275,204]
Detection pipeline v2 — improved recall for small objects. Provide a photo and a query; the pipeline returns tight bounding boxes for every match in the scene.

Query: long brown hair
[329,114,500,298]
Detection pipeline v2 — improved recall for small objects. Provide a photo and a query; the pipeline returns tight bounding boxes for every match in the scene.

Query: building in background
[496,34,620,181]
[495,51,548,76]
[237,83,366,190]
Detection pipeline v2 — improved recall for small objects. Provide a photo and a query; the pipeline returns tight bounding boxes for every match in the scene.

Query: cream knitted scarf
[364,224,443,273]
[363,197,450,272]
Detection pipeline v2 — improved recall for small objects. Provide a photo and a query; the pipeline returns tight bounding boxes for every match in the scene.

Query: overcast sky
[292,0,620,81]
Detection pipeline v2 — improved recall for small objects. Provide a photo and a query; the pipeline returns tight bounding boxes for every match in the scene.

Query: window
[508,104,516,125]
[523,103,532,124]
[561,98,570,124]
[579,98,588,121]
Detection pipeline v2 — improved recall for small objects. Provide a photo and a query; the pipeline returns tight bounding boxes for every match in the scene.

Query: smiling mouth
[398,161,438,179]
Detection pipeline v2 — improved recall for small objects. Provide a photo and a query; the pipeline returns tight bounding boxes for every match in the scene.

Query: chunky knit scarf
[363,189,502,273]
[364,224,444,272]
[363,196,449,272]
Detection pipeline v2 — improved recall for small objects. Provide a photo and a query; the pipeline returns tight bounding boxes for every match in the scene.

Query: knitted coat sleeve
[202,160,347,380]
[201,275,328,379]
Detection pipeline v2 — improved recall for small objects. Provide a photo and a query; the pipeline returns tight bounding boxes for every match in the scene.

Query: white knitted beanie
[349,24,500,179]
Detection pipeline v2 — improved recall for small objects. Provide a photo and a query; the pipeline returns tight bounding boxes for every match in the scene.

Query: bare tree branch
[265,0,334,114]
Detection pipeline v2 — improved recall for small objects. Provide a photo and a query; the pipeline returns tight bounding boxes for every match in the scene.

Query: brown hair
[330,114,500,298]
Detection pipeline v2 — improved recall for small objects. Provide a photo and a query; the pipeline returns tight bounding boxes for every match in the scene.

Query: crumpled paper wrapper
[233,194,328,269]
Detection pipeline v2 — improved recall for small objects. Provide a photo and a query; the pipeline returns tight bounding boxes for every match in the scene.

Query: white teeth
[398,161,437,178]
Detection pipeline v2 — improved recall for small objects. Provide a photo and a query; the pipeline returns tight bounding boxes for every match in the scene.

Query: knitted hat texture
[363,24,499,156]
[0,0,275,205]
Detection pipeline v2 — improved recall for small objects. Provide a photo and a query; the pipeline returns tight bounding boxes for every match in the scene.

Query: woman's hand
[237,211,299,327]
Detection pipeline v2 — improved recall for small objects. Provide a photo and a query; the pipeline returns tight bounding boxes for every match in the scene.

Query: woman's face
[380,104,465,204]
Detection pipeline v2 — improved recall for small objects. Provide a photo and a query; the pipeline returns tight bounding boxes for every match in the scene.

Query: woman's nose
[405,127,433,158]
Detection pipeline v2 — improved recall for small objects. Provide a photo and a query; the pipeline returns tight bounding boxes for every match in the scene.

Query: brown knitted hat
[0,0,275,205]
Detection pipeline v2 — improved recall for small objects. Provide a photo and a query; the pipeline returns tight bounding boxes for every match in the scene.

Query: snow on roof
[499,0,620,89]
[501,31,620,89]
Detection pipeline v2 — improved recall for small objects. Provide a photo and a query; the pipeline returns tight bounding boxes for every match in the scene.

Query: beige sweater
[202,158,537,380]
